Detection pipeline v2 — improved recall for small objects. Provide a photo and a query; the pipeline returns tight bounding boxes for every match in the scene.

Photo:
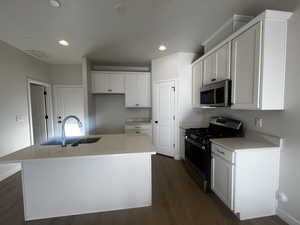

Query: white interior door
[30,84,48,144]
[153,80,175,157]
[54,86,85,137]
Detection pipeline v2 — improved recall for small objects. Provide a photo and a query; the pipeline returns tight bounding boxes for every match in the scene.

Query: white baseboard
[277,208,300,225]
[0,164,21,182]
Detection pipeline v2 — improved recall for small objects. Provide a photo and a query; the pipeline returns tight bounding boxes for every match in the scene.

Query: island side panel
[21,154,152,221]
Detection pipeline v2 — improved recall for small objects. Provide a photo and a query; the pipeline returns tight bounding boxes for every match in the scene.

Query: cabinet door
[110,74,125,93]
[231,23,261,109]
[92,72,110,93]
[137,73,151,107]
[216,42,231,81]
[192,60,203,107]
[203,53,217,85]
[125,75,137,107]
[211,154,234,209]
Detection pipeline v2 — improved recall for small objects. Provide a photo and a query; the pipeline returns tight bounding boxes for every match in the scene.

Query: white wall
[0,40,50,181]
[94,95,151,134]
[151,52,208,124]
[203,8,300,223]
[49,64,82,85]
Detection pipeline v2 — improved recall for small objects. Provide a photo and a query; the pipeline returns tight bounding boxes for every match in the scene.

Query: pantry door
[153,80,176,157]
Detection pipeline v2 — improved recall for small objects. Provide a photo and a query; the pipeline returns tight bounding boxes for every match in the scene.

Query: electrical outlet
[254,118,263,128]
[16,115,25,123]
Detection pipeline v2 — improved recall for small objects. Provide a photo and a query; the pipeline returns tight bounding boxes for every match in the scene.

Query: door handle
[58,120,62,124]
[108,89,112,92]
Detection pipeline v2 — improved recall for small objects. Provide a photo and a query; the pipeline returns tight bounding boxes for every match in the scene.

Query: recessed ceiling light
[58,40,69,46]
[49,0,61,8]
[158,45,167,51]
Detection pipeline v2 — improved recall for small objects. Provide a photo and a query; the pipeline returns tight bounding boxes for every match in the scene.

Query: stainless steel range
[184,117,243,192]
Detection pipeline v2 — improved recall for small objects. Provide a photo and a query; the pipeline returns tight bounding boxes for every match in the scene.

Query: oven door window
[215,87,225,104]
[201,90,214,105]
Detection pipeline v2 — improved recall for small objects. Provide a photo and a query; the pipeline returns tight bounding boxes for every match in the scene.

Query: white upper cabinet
[137,74,151,107]
[203,42,231,85]
[125,73,151,108]
[203,53,217,85]
[91,71,125,94]
[192,60,203,107]
[110,74,125,93]
[124,74,137,107]
[231,10,292,110]
[92,72,109,93]
[216,42,231,81]
[231,23,261,109]
[192,10,292,110]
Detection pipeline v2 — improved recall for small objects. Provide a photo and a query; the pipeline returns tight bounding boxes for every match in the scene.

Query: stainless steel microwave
[200,79,231,107]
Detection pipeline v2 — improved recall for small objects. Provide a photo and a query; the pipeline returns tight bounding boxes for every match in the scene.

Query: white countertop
[210,137,279,151]
[0,134,155,163]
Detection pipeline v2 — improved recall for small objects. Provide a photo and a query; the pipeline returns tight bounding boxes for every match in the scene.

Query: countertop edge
[0,151,157,164]
[210,138,280,152]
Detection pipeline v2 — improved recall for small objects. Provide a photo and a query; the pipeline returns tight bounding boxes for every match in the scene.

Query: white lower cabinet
[211,143,280,220]
[124,124,152,136]
[211,152,234,210]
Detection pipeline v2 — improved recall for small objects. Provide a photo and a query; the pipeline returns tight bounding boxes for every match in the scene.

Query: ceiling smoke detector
[49,0,61,8]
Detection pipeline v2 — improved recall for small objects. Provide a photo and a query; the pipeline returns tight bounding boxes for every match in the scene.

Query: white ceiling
[0,0,297,65]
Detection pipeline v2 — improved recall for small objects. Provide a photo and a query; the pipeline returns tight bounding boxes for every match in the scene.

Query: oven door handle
[185,137,203,149]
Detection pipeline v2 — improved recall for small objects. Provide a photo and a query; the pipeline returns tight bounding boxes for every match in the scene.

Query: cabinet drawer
[212,144,234,163]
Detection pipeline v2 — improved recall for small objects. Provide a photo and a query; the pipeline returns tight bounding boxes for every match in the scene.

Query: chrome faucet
[61,115,83,147]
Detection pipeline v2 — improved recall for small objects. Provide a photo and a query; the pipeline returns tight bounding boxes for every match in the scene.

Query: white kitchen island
[0,134,155,221]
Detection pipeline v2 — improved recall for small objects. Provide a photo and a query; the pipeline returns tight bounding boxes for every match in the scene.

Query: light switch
[16,115,25,123]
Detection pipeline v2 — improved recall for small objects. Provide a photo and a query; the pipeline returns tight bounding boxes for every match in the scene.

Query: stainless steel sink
[42,137,101,146]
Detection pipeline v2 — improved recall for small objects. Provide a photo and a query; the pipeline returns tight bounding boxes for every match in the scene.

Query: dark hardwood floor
[0,155,287,225]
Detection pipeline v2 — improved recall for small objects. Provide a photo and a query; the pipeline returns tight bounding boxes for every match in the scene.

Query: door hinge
[45,115,49,120]
[171,86,175,92]
[44,91,47,95]
[173,144,175,148]
[173,115,175,120]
